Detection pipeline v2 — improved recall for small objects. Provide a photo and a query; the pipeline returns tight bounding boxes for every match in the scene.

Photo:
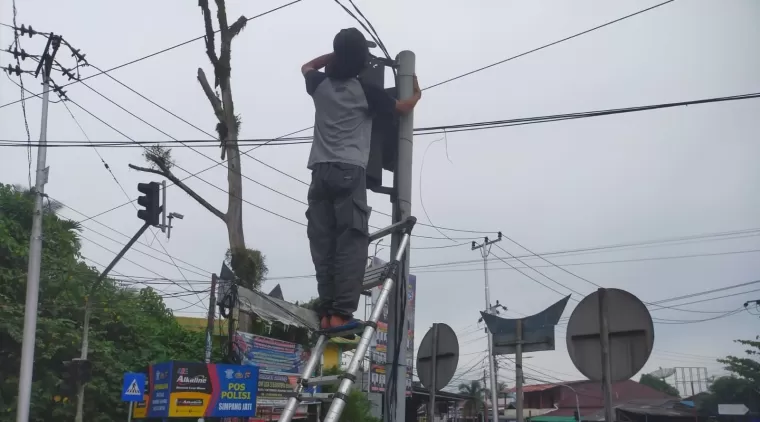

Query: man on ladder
[301,27,421,333]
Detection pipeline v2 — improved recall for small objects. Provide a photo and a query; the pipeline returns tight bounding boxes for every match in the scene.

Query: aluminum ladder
[278,216,417,422]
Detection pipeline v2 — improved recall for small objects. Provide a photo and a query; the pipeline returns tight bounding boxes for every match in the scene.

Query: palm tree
[497,381,509,414]
[459,380,486,420]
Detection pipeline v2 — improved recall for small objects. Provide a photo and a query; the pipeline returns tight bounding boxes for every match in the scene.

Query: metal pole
[127,402,133,422]
[689,368,695,396]
[76,223,151,422]
[515,319,524,422]
[386,50,415,422]
[429,323,439,422]
[598,288,614,422]
[15,43,56,422]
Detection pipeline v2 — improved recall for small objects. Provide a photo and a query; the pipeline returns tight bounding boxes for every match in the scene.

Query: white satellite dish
[647,367,676,379]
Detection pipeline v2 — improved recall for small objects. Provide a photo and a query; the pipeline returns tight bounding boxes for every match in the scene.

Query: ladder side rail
[369,216,416,242]
[323,232,412,422]
[279,335,329,422]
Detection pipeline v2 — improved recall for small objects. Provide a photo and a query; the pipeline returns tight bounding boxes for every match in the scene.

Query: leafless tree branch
[197,68,224,121]
[229,16,248,39]
[199,0,219,69]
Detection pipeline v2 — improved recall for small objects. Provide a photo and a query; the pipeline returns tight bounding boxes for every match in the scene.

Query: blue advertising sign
[121,372,146,402]
[145,361,259,418]
[213,364,259,417]
[146,362,172,418]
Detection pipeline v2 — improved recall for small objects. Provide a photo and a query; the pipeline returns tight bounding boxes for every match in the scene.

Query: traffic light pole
[75,222,150,422]
[16,35,61,422]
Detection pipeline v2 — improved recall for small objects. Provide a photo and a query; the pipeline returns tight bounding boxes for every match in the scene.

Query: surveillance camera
[170,212,184,219]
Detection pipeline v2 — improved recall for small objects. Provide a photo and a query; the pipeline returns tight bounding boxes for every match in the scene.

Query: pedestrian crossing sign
[121,372,146,402]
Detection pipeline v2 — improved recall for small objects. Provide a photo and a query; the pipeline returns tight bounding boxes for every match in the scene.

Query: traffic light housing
[137,182,161,226]
[74,358,92,384]
[59,360,78,399]
[361,56,399,194]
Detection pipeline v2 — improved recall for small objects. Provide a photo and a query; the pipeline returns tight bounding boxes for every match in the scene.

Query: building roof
[216,280,357,348]
[507,384,558,394]
[175,316,222,333]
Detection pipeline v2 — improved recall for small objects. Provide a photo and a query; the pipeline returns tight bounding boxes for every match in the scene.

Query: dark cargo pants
[306,162,371,319]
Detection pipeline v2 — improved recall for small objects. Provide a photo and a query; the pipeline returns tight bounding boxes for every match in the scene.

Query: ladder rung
[299,392,334,401]
[305,375,342,386]
[321,320,367,338]
[368,216,417,242]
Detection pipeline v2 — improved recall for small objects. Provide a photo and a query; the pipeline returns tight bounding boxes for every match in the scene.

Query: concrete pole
[15,52,54,422]
[205,274,218,363]
[483,252,500,422]
[516,319,524,422]
[598,288,614,422]
[472,237,501,422]
[386,50,415,422]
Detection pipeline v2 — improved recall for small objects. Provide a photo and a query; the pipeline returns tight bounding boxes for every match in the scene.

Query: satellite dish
[648,367,676,379]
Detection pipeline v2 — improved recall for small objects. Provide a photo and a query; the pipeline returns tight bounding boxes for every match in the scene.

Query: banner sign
[233,332,319,406]
[256,370,317,407]
[146,361,258,418]
[369,257,416,395]
[234,332,310,374]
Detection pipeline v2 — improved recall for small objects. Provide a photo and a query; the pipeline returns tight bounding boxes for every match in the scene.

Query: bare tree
[130,1,264,290]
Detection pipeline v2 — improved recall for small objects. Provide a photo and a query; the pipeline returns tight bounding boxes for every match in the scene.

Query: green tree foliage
[719,336,760,389]
[699,376,757,413]
[699,335,760,414]
[639,374,680,397]
[225,246,268,290]
[0,184,208,422]
[458,380,485,419]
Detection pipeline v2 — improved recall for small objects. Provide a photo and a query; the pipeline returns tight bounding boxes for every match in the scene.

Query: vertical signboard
[147,362,172,418]
[234,332,319,406]
[369,257,416,395]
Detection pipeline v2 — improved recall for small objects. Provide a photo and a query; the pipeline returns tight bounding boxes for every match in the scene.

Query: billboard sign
[146,361,258,419]
[234,332,319,406]
[233,332,310,374]
[368,257,416,395]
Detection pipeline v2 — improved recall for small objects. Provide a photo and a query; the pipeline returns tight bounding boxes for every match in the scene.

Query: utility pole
[482,369,487,422]
[198,275,217,422]
[385,50,415,422]
[472,233,502,422]
[75,182,161,422]
[598,288,614,422]
[515,319,524,422]
[205,274,218,363]
[15,33,61,422]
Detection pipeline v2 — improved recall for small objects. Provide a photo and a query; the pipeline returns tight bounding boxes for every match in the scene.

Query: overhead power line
[0,0,305,110]
[650,279,760,305]
[5,91,760,150]
[266,227,760,280]
[422,0,676,91]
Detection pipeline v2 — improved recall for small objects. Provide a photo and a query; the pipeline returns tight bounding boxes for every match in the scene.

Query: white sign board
[718,404,749,415]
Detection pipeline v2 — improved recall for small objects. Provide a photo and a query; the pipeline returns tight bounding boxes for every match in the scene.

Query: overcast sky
[1,0,759,394]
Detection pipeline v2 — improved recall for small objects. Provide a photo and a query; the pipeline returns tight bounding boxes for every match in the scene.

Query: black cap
[327,28,369,79]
